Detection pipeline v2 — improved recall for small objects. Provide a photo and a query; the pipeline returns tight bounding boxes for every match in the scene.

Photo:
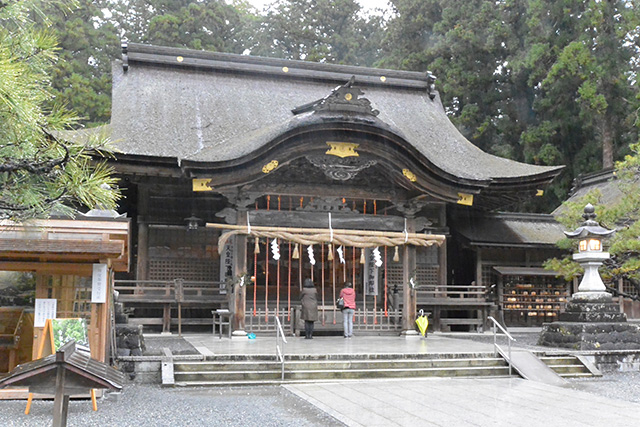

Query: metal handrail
[275,316,288,381]
[487,316,516,376]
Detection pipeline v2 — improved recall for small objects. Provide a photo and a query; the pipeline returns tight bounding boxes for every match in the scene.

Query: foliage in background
[545,142,640,294]
[380,0,640,211]
[0,0,120,220]
[35,0,640,213]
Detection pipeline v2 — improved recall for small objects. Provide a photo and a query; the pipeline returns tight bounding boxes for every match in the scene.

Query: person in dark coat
[300,278,318,339]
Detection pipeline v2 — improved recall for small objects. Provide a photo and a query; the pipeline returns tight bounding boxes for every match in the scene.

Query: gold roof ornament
[457,193,474,206]
[192,178,213,192]
[402,169,417,182]
[262,160,279,174]
[325,142,359,158]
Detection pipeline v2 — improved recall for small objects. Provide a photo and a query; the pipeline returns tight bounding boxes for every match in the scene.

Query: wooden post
[136,222,149,281]
[233,209,248,335]
[401,218,417,336]
[52,366,69,427]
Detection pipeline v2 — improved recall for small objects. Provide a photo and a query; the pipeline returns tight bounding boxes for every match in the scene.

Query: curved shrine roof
[109,43,562,185]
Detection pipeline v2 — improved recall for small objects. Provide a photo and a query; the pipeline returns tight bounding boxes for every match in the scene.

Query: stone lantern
[539,204,640,350]
[563,203,615,299]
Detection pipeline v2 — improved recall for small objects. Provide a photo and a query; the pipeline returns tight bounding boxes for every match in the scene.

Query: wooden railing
[416,284,494,332]
[416,283,488,303]
[114,279,226,304]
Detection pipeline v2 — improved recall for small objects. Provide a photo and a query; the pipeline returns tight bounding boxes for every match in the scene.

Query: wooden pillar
[439,239,448,286]
[136,186,149,281]
[136,222,149,281]
[232,209,248,336]
[401,218,417,335]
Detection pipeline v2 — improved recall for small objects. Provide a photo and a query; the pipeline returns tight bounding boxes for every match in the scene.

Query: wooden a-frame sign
[26,319,97,414]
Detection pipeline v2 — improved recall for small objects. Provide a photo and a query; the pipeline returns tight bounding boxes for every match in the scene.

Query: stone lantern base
[539,293,640,350]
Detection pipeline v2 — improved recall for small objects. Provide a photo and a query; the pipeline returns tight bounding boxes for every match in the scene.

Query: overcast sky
[246,0,392,15]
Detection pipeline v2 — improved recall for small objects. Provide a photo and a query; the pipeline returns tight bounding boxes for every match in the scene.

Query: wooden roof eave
[180,121,496,203]
[124,43,432,90]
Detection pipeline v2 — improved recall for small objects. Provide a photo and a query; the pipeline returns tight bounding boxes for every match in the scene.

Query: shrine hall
[74,43,567,338]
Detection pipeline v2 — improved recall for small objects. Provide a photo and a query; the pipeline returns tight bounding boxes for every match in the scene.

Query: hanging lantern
[254,238,260,254]
[292,243,299,259]
[327,243,334,261]
[360,249,366,264]
[393,246,400,262]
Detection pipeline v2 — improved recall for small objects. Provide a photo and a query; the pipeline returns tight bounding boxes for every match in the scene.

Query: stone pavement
[180,333,499,357]
[285,377,640,427]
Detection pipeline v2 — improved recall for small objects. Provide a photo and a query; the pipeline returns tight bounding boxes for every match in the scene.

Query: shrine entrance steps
[539,354,602,378]
[167,353,514,387]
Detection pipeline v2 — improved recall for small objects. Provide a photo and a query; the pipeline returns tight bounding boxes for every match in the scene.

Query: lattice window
[147,227,220,281]
[481,264,496,287]
[387,265,438,288]
[417,246,438,266]
[148,259,218,282]
[623,279,640,297]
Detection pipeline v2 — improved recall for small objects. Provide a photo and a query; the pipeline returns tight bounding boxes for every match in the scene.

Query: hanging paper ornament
[393,246,400,262]
[254,238,260,254]
[337,246,345,264]
[307,245,316,266]
[360,249,366,264]
[271,238,280,261]
[327,243,334,261]
[373,247,382,268]
[292,243,299,259]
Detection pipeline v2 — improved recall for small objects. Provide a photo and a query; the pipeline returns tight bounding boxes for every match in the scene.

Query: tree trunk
[602,116,614,170]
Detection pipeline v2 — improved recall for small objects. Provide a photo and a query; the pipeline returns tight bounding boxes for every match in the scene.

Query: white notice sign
[34,298,57,327]
[92,263,108,303]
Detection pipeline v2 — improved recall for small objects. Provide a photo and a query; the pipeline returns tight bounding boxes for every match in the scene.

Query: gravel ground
[0,384,341,427]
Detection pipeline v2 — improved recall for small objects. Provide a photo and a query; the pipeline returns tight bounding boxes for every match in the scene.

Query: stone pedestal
[539,293,640,350]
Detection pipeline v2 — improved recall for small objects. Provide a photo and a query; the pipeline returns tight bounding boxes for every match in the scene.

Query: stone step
[558,372,594,378]
[174,357,507,372]
[174,365,512,384]
[539,356,596,378]
[199,352,497,362]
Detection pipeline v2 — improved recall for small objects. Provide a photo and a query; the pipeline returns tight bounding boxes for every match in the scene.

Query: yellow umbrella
[415,309,428,337]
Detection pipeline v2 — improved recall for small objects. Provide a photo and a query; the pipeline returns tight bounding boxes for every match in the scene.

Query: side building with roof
[95,42,570,332]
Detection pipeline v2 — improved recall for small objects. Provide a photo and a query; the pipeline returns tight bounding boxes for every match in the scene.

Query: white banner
[92,263,108,303]
[219,239,235,294]
[363,248,379,296]
[34,298,57,327]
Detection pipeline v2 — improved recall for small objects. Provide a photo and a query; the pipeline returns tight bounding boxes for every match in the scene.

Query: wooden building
[0,213,129,398]
[96,42,566,334]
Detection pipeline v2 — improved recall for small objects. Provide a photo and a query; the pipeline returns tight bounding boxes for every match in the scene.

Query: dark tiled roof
[454,212,565,247]
[109,43,562,183]
[552,169,640,216]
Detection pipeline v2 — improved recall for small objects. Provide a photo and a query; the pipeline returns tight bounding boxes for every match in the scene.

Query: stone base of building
[540,293,640,350]
[539,322,640,350]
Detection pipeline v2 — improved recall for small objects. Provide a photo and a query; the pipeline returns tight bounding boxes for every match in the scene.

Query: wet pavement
[286,376,640,427]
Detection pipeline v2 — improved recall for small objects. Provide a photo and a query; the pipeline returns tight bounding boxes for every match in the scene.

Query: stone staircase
[169,353,515,387]
[539,355,602,378]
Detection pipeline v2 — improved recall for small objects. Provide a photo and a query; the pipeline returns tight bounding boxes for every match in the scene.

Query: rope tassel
[292,243,299,259]
[360,249,366,264]
[254,238,260,254]
[393,246,400,262]
[327,243,334,261]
